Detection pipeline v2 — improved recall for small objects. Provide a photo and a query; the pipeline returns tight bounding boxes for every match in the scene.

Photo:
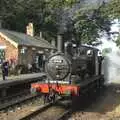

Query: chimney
[57,34,63,52]
[26,22,34,37]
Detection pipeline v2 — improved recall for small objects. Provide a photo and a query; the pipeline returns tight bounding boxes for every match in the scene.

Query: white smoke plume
[103,50,120,84]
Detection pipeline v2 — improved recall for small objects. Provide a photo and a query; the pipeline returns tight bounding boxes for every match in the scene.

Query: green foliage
[0,0,78,40]
[115,35,120,47]
[104,0,120,46]
[0,0,26,31]
[105,0,120,19]
[73,3,111,44]
[45,0,77,8]
[0,0,112,45]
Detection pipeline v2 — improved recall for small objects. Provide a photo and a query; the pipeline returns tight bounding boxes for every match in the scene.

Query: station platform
[0,72,46,88]
[0,72,45,81]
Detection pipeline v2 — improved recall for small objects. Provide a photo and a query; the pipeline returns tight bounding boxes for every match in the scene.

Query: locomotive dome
[45,53,71,80]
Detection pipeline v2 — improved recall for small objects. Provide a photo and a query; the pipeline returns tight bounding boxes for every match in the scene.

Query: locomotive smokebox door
[45,53,71,81]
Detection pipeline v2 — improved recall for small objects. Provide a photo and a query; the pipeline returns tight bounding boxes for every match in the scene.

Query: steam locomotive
[31,41,104,102]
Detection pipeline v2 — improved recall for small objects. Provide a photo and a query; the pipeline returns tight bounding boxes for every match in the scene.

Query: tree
[0,0,112,45]
[105,0,120,19]
[73,2,111,44]
[104,0,120,47]
[0,0,77,38]
[0,0,27,31]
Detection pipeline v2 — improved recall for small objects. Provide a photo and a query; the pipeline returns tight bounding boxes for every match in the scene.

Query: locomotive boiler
[46,45,98,82]
[31,41,104,102]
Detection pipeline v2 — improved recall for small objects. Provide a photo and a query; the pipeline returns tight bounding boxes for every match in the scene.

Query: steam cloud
[103,50,120,84]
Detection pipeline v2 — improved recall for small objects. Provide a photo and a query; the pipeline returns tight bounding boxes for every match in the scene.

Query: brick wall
[18,46,44,65]
[18,46,35,65]
[0,35,49,66]
[0,35,18,63]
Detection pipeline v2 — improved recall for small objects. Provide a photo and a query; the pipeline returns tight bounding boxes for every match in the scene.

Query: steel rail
[0,92,41,110]
[56,109,72,120]
[19,98,65,120]
[19,102,54,120]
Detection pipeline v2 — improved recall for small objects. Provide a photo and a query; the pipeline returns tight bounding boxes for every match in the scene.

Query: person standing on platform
[1,60,9,80]
[27,63,32,73]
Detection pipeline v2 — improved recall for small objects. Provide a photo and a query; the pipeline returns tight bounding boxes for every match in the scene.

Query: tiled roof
[0,29,56,49]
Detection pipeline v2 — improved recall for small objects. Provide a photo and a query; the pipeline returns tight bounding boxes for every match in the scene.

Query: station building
[0,26,55,68]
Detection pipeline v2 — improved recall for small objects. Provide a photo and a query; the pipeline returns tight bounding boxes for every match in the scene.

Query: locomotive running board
[80,75,103,88]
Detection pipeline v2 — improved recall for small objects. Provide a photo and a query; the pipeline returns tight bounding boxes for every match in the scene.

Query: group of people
[0,56,46,80]
[0,61,45,80]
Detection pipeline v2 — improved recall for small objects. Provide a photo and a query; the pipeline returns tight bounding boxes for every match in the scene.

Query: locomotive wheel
[43,94,49,104]
[43,89,58,104]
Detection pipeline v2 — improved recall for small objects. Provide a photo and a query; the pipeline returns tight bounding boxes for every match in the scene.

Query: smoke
[103,50,120,84]
[58,2,81,33]
[58,0,110,34]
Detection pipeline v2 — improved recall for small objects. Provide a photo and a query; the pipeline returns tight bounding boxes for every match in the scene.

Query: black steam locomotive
[31,41,104,101]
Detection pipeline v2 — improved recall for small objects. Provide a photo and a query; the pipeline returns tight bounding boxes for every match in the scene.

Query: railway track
[62,85,120,120]
[0,90,41,110]
[0,85,106,120]
[57,110,72,120]
[17,86,105,120]
[0,93,42,120]
[17,98,71,120]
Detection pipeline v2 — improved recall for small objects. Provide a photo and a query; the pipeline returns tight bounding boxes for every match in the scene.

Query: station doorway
[35,54,45,71]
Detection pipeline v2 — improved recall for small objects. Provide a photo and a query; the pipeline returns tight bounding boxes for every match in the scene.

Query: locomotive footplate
[79,75,104,88]
[78,75,104,94]
[31,75,104,99]
[31,83,80,96]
